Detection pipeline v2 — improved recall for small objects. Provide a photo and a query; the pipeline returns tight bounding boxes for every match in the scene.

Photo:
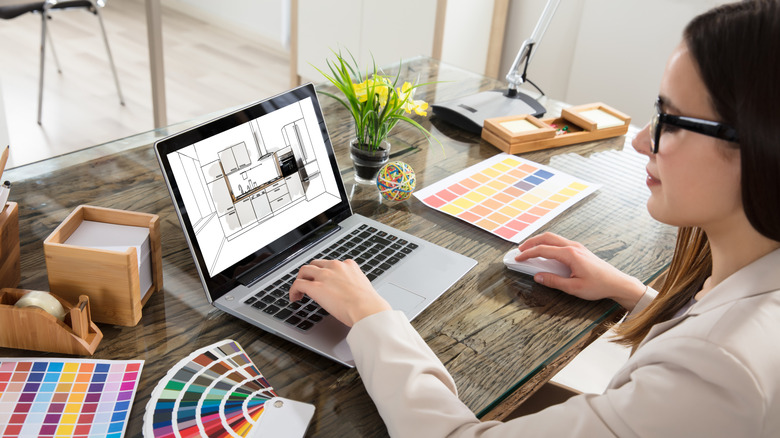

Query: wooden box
[482,102,631,154]
[0,202,21,289]
[43,205,162,326]
[0,289,103,355]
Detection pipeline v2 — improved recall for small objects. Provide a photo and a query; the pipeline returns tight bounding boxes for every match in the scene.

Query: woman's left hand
[517,232,647,310]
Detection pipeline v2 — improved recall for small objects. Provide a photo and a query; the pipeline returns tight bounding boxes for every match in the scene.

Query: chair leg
[45,17,63,74]
[91,1,125,106]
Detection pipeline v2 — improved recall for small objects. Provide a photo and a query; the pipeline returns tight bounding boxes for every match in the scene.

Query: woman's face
[632,43,742,234]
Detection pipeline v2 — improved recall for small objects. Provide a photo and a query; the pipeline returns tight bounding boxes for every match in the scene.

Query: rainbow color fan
[143,340,278,437]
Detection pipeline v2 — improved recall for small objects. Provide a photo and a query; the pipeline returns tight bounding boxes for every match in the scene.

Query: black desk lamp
[431,0,561,134]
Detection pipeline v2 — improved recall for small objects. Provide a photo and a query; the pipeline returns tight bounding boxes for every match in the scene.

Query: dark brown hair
[616,0,780,348]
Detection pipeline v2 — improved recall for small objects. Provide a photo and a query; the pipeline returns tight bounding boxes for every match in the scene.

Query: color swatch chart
[414,153,599,243]
[0,359,143,438]
[143,339,277,438]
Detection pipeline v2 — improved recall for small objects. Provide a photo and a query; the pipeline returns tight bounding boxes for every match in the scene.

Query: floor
[0,0,290,169]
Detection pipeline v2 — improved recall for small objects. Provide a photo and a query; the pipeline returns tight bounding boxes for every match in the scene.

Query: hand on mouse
[290,259,392,327]
[517,232,647,311]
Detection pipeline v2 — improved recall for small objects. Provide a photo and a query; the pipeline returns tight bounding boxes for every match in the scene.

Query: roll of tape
[15,291,67,321]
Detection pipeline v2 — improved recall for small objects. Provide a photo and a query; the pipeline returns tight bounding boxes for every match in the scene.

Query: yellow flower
[372,77,391,106]
[353,79,369,103]
[353,77,392,106]
[411,100,429,116]
[398,82,428,116]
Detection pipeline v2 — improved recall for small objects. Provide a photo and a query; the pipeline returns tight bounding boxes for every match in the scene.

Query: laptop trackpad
[378,283,425,315]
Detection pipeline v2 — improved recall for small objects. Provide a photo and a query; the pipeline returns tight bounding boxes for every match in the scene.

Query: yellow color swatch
[510,199,533,211]
[499,205,522,217]
[493,162,512,172]
[476,185,498,197]
[453,197,476,209]
[550,194,569,203]
[441,203,464,216]
[502,158,522,168]
[60,414,78,424]
[482,167,501,178]
[60,373,76,383]
[65,403,81,414]
[487,179,508,191]
[569,182,588,191]
[57,425,75,435]
[560,188,578,196]
[63,362,79,373]
[464,191,487,203]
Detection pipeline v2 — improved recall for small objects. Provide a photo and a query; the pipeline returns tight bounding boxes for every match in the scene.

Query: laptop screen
[155,84,351,301]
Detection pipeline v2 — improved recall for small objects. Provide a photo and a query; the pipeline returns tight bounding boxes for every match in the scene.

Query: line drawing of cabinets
[221,143,282,202]
[282,119,315,165]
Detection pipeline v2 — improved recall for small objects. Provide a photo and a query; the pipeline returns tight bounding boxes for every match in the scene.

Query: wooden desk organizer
[0,202,21,289]
[0,289,103,355]
[482,102,631,154]
[43,205,162,326]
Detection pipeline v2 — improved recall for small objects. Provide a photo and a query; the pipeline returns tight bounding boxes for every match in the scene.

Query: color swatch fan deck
[414,154,599,243]
[0,359,143,438]
[143,339,313,438]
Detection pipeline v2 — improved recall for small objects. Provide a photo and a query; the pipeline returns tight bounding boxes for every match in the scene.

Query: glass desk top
[0,57,675,436]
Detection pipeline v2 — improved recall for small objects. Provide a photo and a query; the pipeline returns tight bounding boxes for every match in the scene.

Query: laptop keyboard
[242,223,419,331]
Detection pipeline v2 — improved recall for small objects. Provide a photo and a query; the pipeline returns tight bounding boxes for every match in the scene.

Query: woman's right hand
[289,259,392,327]
[516,232,647,311]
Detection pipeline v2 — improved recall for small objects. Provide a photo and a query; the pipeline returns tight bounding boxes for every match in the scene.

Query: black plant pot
[349,140,390,184]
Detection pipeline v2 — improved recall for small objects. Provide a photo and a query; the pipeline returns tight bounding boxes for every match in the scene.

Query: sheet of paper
[414,154,600,243]
[65,220,150,268]
[578,108,625,129]
[500,119,539,133]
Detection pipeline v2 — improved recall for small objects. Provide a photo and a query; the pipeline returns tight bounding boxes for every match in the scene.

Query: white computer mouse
[503,248,572,277]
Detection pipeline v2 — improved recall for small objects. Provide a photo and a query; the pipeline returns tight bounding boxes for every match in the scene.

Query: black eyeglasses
[650,98,738,153]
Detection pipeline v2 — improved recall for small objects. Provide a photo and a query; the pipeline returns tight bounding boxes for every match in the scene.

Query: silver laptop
[155,84,476,367]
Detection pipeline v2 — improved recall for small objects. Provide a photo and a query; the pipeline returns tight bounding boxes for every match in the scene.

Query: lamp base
[431,89,546,134]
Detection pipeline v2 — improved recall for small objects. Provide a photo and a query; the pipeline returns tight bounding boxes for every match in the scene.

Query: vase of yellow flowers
[316,50,435,184]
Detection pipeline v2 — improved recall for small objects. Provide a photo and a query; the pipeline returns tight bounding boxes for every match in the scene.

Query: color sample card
[414,153,600,243]
[0,359,143,438]
[143,340,278,438]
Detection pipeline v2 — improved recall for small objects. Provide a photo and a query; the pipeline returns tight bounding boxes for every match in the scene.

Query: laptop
[155,84,477,367]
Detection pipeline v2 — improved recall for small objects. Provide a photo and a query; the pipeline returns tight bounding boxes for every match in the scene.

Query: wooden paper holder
[481,102,631,154]
[0,202,21,289]
[0,288,103,355]
[43,205,163,326]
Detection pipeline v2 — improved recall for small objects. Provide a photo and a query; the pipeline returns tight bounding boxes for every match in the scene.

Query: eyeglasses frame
[650,98,738,153]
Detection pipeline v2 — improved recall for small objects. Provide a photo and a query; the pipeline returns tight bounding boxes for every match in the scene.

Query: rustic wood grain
[0,58,676,437]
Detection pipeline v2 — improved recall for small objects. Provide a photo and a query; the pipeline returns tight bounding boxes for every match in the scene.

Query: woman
[290,1,780,436]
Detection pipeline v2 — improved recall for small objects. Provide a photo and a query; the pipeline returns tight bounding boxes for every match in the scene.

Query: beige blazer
[346,248,780,437]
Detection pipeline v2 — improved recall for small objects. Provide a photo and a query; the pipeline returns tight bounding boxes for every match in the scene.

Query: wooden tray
[482,102,631,154]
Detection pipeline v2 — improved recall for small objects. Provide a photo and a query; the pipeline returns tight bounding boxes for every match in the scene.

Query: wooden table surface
[1,57,676,436]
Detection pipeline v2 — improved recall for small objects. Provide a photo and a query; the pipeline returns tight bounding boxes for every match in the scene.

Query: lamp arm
[505,0,562,95]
